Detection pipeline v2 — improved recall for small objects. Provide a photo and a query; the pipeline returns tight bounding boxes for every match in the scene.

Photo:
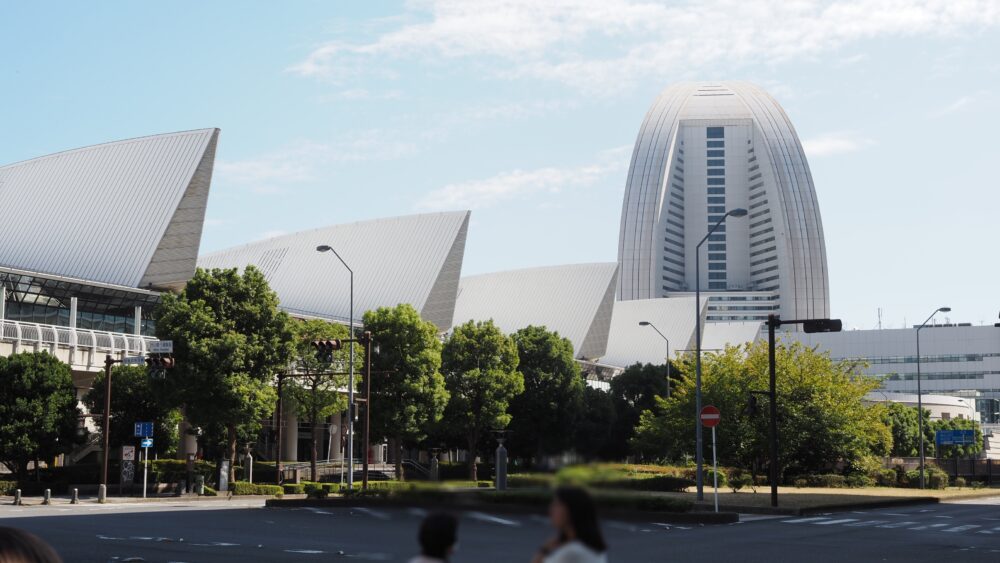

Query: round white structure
[617,82,829,322]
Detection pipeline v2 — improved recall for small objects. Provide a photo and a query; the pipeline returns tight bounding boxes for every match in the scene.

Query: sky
[2,1,999,330]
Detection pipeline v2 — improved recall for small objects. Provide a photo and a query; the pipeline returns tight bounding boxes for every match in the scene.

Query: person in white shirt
[532,487,608,563]
[409,512,458,563]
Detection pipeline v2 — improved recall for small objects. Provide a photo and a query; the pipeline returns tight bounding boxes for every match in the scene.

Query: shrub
[506,474,553,488]
[806,474,847,488]
[704,469,728,490]
[953,477,966,489]
[904,468,949,490]
[229,482,283,496]
[282,483,306,494]
[728,472,753,493]
[970,479,984,490]
[0,481,16,496]
[845,474,873,488]
[793,478,808,489]
[876,469,898,487]
[202,486,217,497]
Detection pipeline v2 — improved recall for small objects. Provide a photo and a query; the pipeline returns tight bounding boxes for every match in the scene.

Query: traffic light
[802,318,843,333]
[311,339,342,362]
[744,394,759,416]
[145,354,175,379]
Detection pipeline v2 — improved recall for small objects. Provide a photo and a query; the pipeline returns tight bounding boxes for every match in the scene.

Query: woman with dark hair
[410,512,458,563]
[0,527,62,563]
[532,486,608,563]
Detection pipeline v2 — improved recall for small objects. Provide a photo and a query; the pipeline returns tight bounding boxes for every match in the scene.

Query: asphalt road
[1,496,998,562]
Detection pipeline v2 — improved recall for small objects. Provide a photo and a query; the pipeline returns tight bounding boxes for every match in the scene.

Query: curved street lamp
[694,207,747,500]
[915,306,951,489]
[639,321,671,398]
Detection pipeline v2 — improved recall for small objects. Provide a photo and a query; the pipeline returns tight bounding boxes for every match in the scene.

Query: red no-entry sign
[700,405,721,428]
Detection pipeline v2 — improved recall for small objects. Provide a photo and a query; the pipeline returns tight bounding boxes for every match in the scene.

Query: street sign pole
[712,425,719,513]
[142,443,148,499]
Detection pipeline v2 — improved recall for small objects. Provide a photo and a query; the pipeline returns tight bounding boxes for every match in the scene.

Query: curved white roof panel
[453,263,619,360]
[701,321,762,351]
[198,211,470,332]
[601,297,703,368]
[0,128,219,290]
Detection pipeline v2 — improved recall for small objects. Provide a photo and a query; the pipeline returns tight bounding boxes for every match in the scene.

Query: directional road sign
[141,438,153,448]
[148,340,173,354]
[700,405,721,428]
[935,429,975,446]
[134,421,154,438]
[122,355,146,366]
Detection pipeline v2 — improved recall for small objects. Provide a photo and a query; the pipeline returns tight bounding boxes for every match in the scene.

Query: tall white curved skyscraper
[618,81,829,322]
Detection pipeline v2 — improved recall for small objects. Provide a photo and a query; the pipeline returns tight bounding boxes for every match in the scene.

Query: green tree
[930,418,983,458]
[288,319,349,481]
[154,266,294,481]
[507,326,585,464]
[605,362,679,460]
[363,304,449,480]
[574,386,616,461]
[632,341,891,478]
[0,352,81,479]
[882,402,925,457]
[84,366,183,458]
[441,319,524,480]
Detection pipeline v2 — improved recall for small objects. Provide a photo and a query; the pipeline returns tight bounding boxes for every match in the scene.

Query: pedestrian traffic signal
[312,339,342,362]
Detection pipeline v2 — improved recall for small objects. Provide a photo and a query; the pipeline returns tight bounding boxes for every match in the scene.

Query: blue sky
[2,1,999,329]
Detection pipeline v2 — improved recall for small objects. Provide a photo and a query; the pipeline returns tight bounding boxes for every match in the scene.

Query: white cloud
[417,146,629,210]
[289,0,1000,93]
[216,131,417,194]
[801,132,875,157]
[930,91,988,117]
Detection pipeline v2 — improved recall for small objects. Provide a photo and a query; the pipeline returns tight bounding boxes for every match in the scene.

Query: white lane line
[814,518,858,526]
[942,525,981,533]
[305,507,334,516]
[877,521,918,528]
[285,549,325,554]
[846,520,889,527]
[407,507,428,518]
[352,507,390,521]
[782,517,831,524]
[466,511,521,527]
[933,515,954,519]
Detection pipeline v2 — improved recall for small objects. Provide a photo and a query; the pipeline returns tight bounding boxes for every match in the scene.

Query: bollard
[42,489,51,505]
[495,442,508,491]
[98,484,107,504]
[14,489,22,506]
[71,488,79,504]
[195,475,205,496]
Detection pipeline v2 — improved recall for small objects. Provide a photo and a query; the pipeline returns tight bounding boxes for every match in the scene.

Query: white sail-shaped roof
[600,297,704,368]
[0,128,219,290]
[198,211,470,332]
[453,263,619,360]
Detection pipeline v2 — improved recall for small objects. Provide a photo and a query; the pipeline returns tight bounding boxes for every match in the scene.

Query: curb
[265,496,739,525]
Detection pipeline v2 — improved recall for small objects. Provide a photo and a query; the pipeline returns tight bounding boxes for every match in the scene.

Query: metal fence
[0,318,157,357]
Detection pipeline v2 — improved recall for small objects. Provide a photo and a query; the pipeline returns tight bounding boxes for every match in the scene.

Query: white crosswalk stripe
[877,521,918,528]
[782,517,831,524]
[942,524,981,533]
[845,520,889,527]
[814,519,858,526]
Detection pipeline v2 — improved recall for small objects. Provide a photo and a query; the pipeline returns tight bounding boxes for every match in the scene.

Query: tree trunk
[227,423,238,483]
[467,435,478,481]
[391,436,403,481]
[310,416,319,482]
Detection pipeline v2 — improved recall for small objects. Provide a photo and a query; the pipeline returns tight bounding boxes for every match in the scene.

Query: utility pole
[361,331,372,490]
[100,355,119,489]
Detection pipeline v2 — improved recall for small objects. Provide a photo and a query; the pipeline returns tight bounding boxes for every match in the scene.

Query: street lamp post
[915,306,951,490]
[638,321,671,398]
[693,208,747,500]
[316,244,355,491]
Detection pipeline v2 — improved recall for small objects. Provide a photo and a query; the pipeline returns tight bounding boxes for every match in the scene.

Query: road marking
[352,507,390,520]
[933,515,953,519]
[814,518,858,526]
[877,521,918,528]
[782,517,830,524]
[285,549,325,554]
[942,525,981,533]
[845,520,889,527]
[407,507,428,518]
[466,511,521,527]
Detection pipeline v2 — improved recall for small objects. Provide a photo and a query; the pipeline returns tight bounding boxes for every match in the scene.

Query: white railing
[0,318,158,357]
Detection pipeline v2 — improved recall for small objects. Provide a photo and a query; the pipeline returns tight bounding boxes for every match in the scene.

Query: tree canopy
[0,352,81,479]
[288,318,350,480]
[605,362,679,460]
[632,341,890,477]
[84,365,182,457]
[507,326,584,462]
[154,266,294,478]
[362,303,449,480]
[440,319,523,480]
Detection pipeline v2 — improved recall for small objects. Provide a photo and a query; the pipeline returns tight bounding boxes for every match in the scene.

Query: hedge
[0,481,16,495]
[229,481,283,496]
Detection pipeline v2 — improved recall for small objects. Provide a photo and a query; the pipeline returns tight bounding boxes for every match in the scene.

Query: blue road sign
[134,422,154,438]
[141,438,153,448]
[935,429,975,446]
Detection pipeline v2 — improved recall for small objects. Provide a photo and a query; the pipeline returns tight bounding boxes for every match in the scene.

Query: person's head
[0,528,62,563]
[549,486,606,553]
[418,512,458,560]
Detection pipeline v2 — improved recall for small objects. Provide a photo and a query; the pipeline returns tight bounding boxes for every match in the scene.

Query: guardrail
[0,318,157,357]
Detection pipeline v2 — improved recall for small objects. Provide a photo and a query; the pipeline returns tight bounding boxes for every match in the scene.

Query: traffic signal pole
[362,331,372,490]
[100,355,117,489]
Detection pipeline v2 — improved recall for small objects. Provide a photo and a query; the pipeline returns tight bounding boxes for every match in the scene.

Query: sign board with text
[134,421,154,438]
[935,429,975,446]
[148,340,173,354]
